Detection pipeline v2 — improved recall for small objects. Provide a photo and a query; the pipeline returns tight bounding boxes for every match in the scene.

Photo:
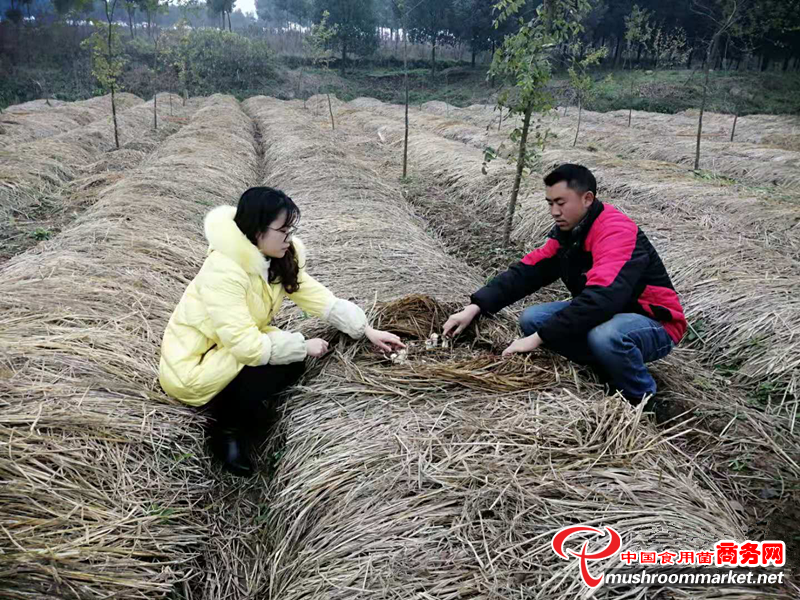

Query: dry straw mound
[557,107,800,151]
[0,94,260,598]
[345,97,799,256]
[559,119,800,189]
[324,98,800,533]
[423,101,800,188]
[0,93,199,222]
[333,99,800,399]
[4,98,69,112]
[0,94,204,264]
[238,96,779,598]
[0,93,143,148]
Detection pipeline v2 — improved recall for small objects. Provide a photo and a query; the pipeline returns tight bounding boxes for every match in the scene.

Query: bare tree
[692,0,745,170]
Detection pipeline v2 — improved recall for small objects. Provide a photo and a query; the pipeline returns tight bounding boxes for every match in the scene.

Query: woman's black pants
[202,360,306,435]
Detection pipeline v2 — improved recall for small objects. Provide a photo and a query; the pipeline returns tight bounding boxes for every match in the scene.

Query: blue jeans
[520,301,674,403]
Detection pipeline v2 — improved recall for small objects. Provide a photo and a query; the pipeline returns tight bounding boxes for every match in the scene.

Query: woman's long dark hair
[234,187,301,293]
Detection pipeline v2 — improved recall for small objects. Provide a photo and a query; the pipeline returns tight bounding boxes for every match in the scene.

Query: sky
[236,0,257,17]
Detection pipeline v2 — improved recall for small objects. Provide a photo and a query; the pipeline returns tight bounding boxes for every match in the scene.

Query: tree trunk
[636,43,643,65]
[695,40,716,171]
[628,77,634,126]
[489,41,496,86]
[106,9,120,150]
[111,83,120,149]
[730,111,738,141]
[783,54,791,72]
[153,35,158,130]
[228,11,232,31]
[402,8,410,179]
[471,46,476,68]
[613,36,622,67]
[722,35,729,70]
[340,39,346,76]
[761,52,770,72]
[686,48,693,69]
[504,103,534,246]
[326,93,335,130]
[431,42,436,76]
[573,96,582,147]
[128,8,134,37]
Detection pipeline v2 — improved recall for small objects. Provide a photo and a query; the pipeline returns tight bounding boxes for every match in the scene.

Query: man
[443,164,686,406]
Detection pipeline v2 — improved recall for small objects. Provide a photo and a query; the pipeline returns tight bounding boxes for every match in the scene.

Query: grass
[8,37,799,118]
[30,227,51,240]
[576,68,800,115]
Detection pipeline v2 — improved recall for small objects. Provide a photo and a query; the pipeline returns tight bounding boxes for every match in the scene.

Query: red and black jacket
[470,199,687,345]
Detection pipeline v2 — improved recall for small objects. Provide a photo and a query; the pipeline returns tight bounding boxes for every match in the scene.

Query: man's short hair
[543,164,597,197]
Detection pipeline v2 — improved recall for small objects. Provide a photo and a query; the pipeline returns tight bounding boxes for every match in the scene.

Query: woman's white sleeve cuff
[267,330,307,365]
[258,333,273,366]
[323,298,367,339]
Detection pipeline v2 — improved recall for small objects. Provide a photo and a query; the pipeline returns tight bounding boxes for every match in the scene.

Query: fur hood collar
[204,205,306,274]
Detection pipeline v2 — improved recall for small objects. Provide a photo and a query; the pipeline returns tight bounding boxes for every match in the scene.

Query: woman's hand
[365,326,406,353]
[501,333,542,358]
[305,338,330,358]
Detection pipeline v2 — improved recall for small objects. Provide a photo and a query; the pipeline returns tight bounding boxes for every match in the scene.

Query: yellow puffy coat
[159,205,366,406]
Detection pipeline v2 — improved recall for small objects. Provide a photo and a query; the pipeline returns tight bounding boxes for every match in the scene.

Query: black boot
[209,427,254,477]
[642,395,693,424]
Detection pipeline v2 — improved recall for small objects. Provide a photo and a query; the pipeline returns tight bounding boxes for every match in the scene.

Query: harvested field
[240,96,796,598]
[0,94,260,598]
[0,93,203,263]
[421,100,800,153]
[0,93,143,148]
[324,98,800,556]
[592,108,800,151]
[329,99,800,401]
[345,97,800,257]
[416,100,800,188]
[560,119,800,189]
[2,87,798,599]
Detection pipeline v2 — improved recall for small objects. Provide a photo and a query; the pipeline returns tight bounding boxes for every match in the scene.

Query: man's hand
[365,326,406,352]
[502,333,543,358]
[443,304,481,338]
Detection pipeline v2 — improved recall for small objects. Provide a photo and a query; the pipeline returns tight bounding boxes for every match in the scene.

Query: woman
[159,187,405,476]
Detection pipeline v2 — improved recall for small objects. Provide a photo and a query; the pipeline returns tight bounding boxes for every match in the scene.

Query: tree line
[4,0,799,74]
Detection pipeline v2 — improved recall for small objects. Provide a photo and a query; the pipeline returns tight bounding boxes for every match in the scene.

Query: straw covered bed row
[330,99,800,402]
[0,93,202,224]
[0,94,261,598]
[236,95,777,599]
[0,93,143,149]
[316,97,800,534]
[346,97,799,258]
